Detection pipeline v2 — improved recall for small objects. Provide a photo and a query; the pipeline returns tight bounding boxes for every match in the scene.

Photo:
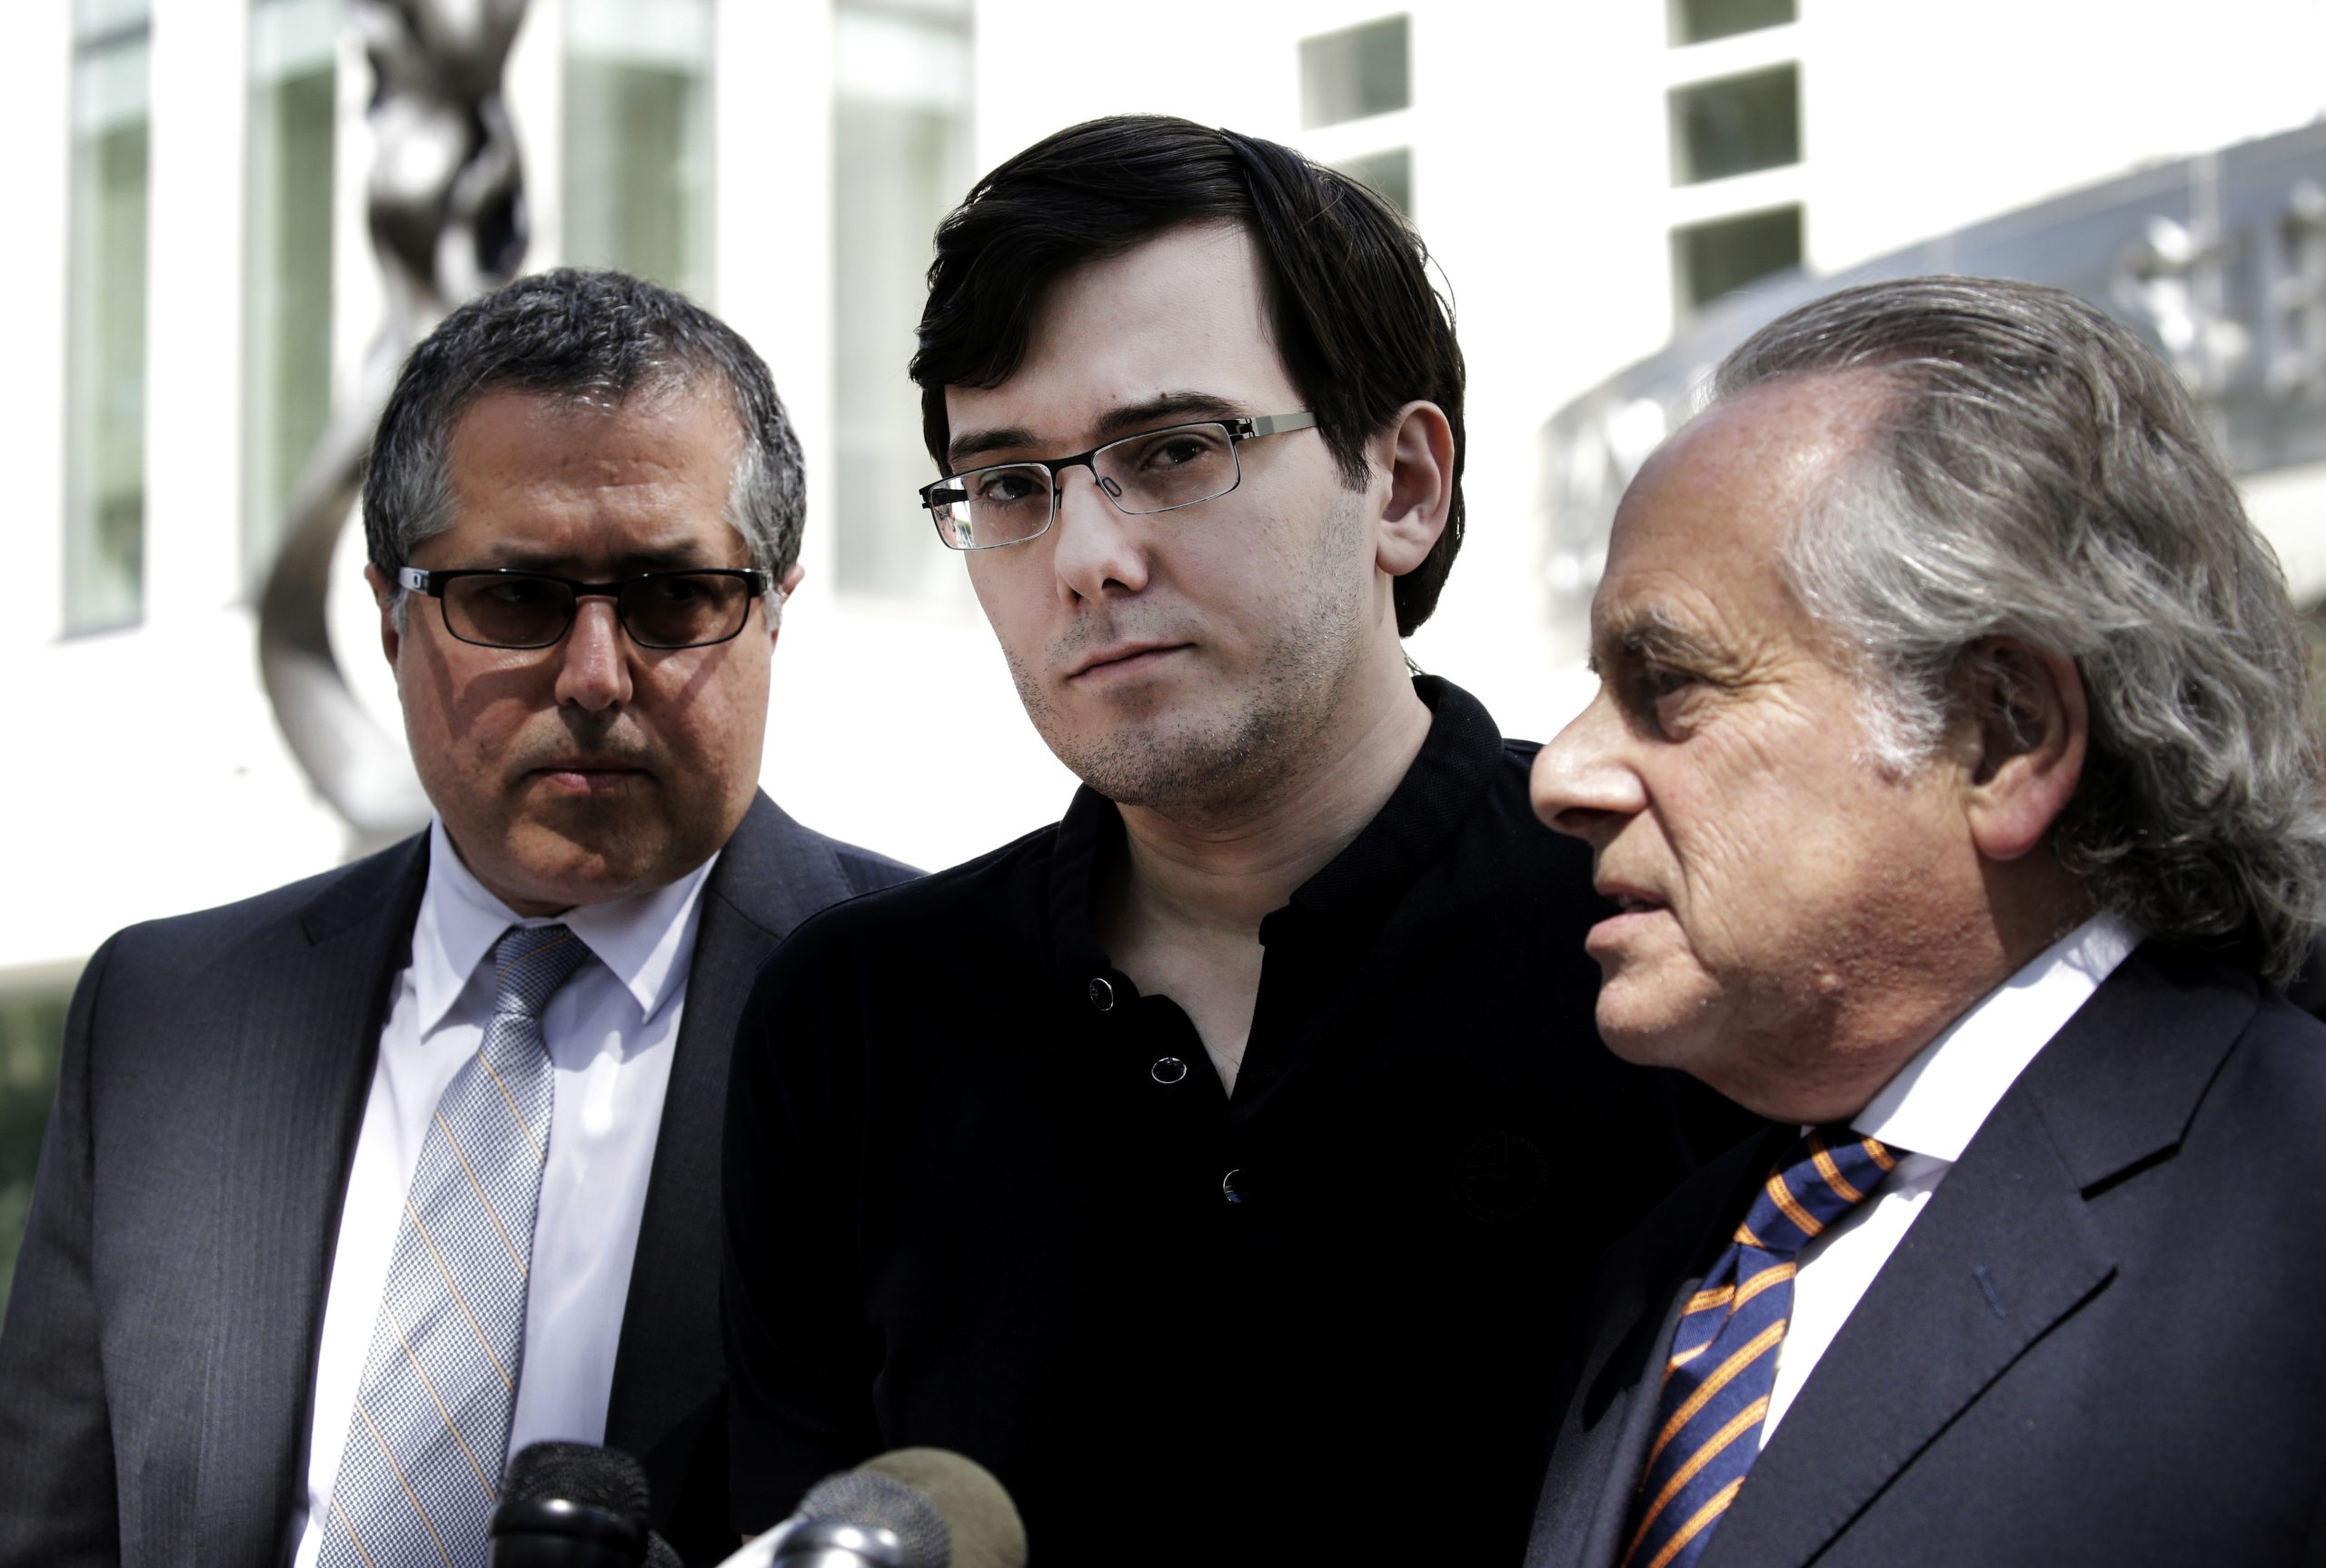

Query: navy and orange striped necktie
[1620,1126,1895,1568]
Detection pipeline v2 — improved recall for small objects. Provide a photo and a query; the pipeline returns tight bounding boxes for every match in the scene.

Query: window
[65,0,152,633]
[2269,184,2326,399]
[1333,146,1414,219]
[1300,15,1409,130]
[832,0,974,602]
[1673,204,1803,314]
[1670,65,1799,186]
[563,0,713,299]
[244,0,340,590]
[1669,0,1795,46]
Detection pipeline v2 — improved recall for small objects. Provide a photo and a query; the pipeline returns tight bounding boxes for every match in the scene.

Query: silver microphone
[718,1449,1025,1568]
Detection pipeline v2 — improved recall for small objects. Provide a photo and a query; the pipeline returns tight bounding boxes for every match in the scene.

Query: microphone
[719,1449,1026,1568]
[490,1441,682,1568]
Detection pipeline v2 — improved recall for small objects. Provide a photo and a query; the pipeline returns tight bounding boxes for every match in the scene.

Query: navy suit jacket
[0,792,915,1568]
[1528,943,2326,1568]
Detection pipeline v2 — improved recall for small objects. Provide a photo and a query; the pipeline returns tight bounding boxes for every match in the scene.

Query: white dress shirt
[1760,912,2140,1437]
[290,820,714,1568]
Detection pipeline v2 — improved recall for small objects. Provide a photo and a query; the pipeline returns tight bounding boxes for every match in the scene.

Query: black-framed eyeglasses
[919,411,1319,551]
[396,566,771,650]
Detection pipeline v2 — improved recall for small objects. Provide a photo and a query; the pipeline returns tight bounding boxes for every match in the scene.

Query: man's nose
[1531,689,1645,842]
[1049,468,1149,603]
[552,595,634,711]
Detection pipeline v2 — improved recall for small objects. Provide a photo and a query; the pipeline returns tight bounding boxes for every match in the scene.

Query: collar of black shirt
[1045,673,1509,1010]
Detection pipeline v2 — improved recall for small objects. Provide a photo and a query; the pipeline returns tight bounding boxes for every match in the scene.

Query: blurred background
[5,0,2326,1309]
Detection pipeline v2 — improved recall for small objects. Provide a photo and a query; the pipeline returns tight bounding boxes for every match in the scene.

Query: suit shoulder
[94,838,422,981]
[2207,986,2326,1153]
[822,837,921,897]
[750,822,1055,987]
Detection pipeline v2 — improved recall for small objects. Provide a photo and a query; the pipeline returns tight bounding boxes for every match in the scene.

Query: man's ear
[1371,400,1455,579]
[363,564,403,670]
[1961,639,2087,862]
[769,562,805,648]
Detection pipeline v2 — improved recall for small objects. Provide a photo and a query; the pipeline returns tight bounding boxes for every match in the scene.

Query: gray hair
[363,267,804,612]
[1714,274,2326,982]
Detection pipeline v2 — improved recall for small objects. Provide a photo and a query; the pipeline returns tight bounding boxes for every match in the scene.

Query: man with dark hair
[1526,276,2326,1567]
[722,117,1724,1563]
[0,269,914,1568]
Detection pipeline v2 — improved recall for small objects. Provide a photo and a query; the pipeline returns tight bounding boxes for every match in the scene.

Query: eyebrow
[465,541,735,574]
[945,391,1253,471]
[1587,605,1724,677]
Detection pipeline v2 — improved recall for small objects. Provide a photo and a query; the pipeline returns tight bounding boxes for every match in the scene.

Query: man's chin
[462,825,675,916]
[1593,986,1715,1075]
[1044,718,1287,813]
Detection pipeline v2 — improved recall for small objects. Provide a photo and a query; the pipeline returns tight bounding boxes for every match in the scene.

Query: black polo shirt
[723,678,1733,1564]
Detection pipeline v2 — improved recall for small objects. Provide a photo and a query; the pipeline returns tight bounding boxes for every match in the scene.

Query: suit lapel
[1700,946,2249,1568]
[1531,1128,1788,1568]
[604,794,858,1472]
[1700,1093,2115,1568]
[191,839,428,1565]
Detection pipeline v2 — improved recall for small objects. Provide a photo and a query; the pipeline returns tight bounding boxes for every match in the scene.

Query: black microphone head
[795,1466,949,1568]
[855,1451,1025,1568]
[503,1441,652,1519]
[492,1442,651,1567]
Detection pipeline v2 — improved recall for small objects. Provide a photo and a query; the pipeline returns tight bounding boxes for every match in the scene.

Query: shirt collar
[1046,675,1506,997]
[1851,911,2142,1162]
[409,818,719,1035]
[1284,675,1506,928]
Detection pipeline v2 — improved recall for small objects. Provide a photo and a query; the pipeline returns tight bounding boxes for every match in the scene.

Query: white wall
[5,0,353,979]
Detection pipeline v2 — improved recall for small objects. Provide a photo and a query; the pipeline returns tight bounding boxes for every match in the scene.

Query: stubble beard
[1009,489,1377,815]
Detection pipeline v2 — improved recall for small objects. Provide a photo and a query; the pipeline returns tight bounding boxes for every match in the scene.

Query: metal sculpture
[258,0,529,849]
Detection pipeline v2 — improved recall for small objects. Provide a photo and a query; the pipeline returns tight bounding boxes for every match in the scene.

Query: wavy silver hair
[1714,275,2326,982]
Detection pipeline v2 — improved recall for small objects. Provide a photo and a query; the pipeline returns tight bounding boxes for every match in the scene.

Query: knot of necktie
[1731,1125,1897,1257]
[488,924,591,1022]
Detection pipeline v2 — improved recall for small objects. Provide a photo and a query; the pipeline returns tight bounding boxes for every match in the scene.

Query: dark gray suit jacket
[1528,944,2326,1568]
[0,792,915,1567]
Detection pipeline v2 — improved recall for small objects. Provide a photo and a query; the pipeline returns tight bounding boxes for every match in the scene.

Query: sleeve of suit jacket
[0,936,124,1568]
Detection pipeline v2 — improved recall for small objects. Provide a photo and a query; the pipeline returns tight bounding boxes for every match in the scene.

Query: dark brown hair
[911,115,1466,635]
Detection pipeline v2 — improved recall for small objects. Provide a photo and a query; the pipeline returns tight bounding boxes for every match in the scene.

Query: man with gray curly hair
[1526,275,2326,1568]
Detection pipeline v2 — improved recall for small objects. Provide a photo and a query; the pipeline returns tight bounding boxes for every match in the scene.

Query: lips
[531,761,644,794]
[519,744,655,793]
[1067,640,1189,680]
[1595,881,1667,915]
[1585,880,1674,961]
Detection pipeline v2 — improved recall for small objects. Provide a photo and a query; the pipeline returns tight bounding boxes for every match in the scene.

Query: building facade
[3,0,2322,1299]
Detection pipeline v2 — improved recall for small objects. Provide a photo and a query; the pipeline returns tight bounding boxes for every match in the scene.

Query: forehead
[1592,373,1883,652]
[943,221,1299,454]
[439,382,747,557]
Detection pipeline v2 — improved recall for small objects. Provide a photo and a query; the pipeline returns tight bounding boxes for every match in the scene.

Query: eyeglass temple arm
[1239,412,1318,439]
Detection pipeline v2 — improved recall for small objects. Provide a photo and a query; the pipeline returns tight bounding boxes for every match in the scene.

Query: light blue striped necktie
[318,924,590,1568]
